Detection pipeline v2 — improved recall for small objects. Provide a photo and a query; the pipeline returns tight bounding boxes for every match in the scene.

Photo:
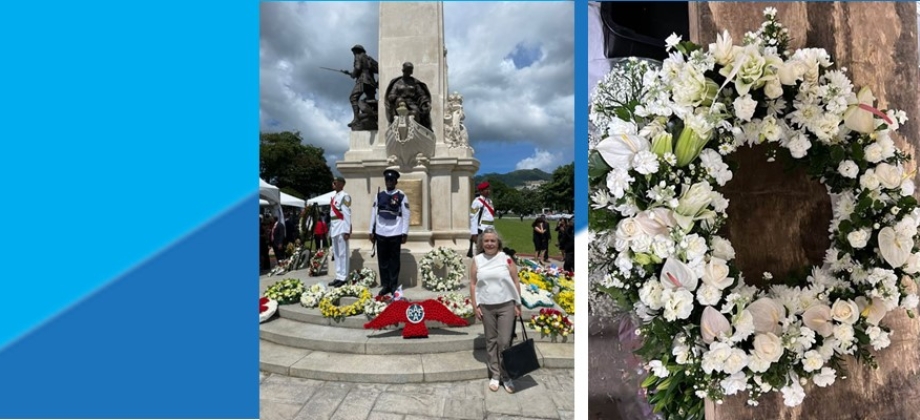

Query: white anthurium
[634,208,676,237]
[701,306,732,344]
[746,297,785,335]
[855,296,887,326]
[878,226,913,269]
[843,87,879,134]
[596,132,650,170]
[660,257,699,292]
[802,304,834,337]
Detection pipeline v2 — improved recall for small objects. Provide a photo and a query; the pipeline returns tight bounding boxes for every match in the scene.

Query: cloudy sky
[260,1,574,175]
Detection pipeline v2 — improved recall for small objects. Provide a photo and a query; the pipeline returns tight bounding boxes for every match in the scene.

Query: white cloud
[515,149,559,171]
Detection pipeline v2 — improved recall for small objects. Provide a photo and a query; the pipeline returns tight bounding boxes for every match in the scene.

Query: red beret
[477,181,490,191]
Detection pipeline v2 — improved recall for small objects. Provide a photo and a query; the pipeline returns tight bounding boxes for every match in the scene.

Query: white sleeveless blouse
[474,251,520,306]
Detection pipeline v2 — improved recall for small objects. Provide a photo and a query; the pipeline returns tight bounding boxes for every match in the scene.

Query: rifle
[370,186,380,257]
[320,66,352,77]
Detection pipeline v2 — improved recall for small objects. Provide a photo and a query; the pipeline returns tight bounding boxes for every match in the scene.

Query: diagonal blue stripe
[0,196,258,418]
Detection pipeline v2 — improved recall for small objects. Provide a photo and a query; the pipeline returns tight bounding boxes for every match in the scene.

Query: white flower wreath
[589,9,920,418]
[348,268,378,288]
[300,283,328,308]
[420,247,465,291]
[436,292,474,318]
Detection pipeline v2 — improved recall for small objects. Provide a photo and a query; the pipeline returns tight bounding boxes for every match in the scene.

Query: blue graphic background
[0,0,259,416]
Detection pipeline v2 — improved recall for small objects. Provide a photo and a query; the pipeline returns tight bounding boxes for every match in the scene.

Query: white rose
[859,170,880,191]
[874,163,903,189]
[733,94,758,122]
[711,236,736,261]
[616,218,643,242]
[838,160,859,179]
[702,257,734,289]
[831,299,859,324]
[904,254,920,274]
[752,332,784,363]
[847,229,870,249]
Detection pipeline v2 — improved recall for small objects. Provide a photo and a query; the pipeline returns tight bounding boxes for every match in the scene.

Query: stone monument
[337,1,478,287]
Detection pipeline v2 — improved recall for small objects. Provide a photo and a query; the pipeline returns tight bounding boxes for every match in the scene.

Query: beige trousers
[480,300,517,380]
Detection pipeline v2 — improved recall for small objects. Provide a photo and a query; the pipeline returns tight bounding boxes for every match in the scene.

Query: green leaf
[588,150,612,182]
[830,145,845,164]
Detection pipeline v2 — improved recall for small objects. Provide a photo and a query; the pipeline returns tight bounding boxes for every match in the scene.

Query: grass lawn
[494,218,564,260]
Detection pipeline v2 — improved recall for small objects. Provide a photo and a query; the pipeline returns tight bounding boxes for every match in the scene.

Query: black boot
[347,105,359,127]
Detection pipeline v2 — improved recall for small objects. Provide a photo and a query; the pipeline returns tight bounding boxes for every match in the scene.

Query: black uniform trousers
[375,234,402,293]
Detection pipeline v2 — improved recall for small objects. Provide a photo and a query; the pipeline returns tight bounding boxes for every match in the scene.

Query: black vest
[377,190,403,220]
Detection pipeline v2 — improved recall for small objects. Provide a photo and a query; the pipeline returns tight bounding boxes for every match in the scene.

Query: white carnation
[733,94,758,122]
[632,150,660,175]
[813,367,837,387]
[801,350,824,372]
[847,229,870,249]
[662,288,695,321]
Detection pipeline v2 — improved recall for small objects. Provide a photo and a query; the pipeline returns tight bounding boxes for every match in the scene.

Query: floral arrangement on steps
[259,297,278,323]
[364,294,392,319]
[554,290,575,315]
[263,278,304,305]
[319,285,372,321]
[436,292,474,319]
[588,8,920,419]
[519,268,554,291]
[308,249,328,276]
[299,283,327,308]
[521,284,555,309]
[348,268,378,288]
[419,247,465,291]
[530,308,573,343]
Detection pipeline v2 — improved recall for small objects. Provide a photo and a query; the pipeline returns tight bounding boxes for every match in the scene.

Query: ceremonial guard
[469,181,496,255]
[370,169,411,296]
[328,176,352,287]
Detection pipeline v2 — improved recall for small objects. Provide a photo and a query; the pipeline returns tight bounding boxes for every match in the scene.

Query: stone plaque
[401,179,423,226]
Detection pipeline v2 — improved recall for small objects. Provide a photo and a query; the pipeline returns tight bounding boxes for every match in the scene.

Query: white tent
[280,191,305,208]
[306,190,336,206]
[259,178,280,205]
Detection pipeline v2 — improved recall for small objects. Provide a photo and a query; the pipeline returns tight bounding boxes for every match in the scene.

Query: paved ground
[260,368,575,420]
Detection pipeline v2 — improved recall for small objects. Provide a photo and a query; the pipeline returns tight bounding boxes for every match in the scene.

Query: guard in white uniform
[370,169,410,296]
[469,181,495,255]
[328,176,352,287]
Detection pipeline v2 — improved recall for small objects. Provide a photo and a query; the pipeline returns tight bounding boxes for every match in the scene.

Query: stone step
[260,339,574,383]
[260,317,574,355]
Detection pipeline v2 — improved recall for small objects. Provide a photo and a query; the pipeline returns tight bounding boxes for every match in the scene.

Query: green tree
[540,163,575,213]
[260,131,333,198]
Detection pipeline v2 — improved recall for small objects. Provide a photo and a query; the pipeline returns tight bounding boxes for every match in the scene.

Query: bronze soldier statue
[384,62,432,131]
[347,44,378,130]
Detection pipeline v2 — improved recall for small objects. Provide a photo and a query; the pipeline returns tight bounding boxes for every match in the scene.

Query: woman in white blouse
[469,228,522,393]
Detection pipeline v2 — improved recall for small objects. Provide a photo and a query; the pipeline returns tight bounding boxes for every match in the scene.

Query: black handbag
[501,316,541,379]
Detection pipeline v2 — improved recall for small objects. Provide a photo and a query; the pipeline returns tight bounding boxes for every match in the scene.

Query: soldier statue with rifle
[320,44,379,131]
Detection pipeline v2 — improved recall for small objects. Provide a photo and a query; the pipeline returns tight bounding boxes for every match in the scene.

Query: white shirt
[469,196,495,234]
[371,188,410,238]
[329,190,352,237]
[473,251,520,306]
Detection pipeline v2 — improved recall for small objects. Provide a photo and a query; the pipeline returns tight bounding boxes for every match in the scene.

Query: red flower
[260,304,268,313]
[507,258,513,265]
